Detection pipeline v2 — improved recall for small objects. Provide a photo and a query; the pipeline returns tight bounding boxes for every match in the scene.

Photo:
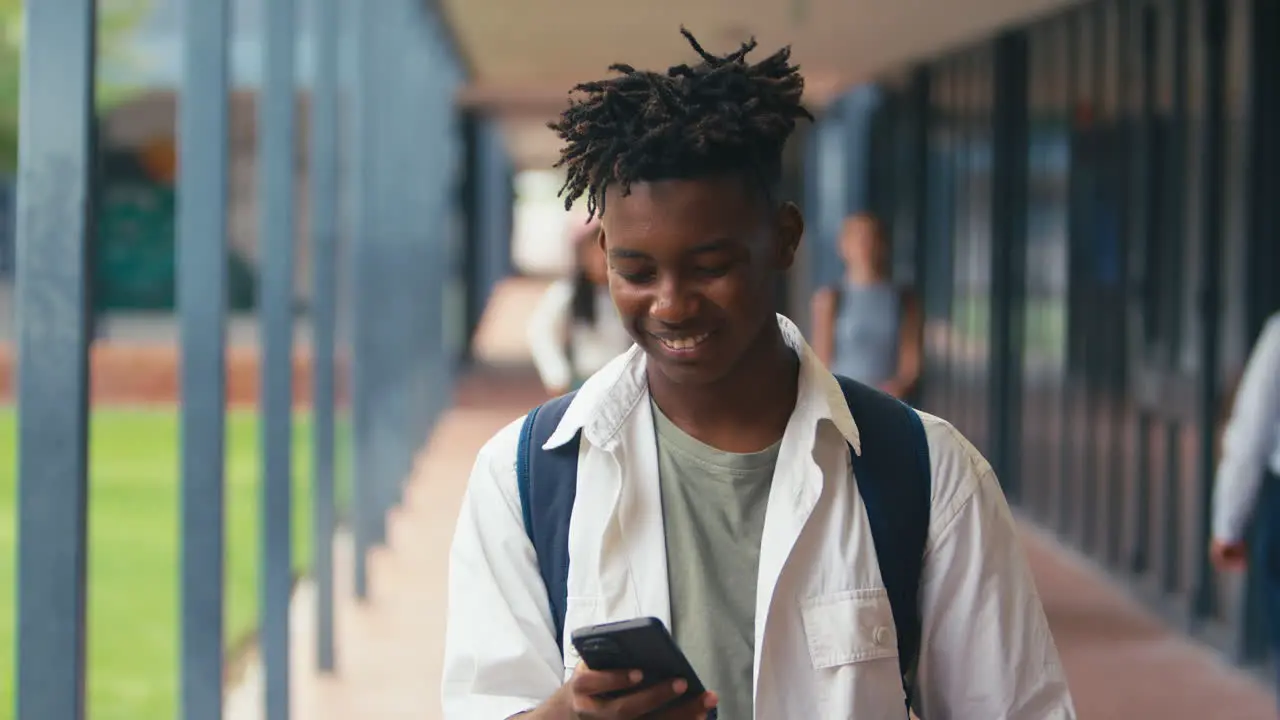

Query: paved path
[1023,525,1276,718]
[223,369,551,720]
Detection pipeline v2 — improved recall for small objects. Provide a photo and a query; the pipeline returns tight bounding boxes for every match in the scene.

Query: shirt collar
[542,314,862,456]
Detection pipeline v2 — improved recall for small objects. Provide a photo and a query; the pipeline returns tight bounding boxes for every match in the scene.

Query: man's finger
[660,690,719,719]
[607,679,714,718]
[569,664,644,696]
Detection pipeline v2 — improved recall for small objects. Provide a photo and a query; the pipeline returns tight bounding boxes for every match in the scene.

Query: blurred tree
[0,0,152,173]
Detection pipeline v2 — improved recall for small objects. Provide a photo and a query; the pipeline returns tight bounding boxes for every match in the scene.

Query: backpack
[515,374,931,705]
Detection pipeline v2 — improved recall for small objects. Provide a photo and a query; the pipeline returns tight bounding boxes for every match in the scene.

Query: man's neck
[647,323,800,453]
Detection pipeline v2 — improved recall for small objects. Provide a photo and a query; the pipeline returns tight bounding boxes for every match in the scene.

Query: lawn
[0,407,352,720]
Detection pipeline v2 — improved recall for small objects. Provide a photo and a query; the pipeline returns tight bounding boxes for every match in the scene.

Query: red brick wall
[0,344,350,407]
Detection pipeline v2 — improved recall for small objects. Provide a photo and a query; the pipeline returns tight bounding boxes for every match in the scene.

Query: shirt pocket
[561,597,601,682]
[800,588,907,719]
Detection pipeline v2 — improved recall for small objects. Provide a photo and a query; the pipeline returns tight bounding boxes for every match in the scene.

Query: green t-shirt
[652,401,780,720]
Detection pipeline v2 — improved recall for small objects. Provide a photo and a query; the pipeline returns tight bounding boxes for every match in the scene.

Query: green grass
[0,407,353,719]
[948,293,1068,361]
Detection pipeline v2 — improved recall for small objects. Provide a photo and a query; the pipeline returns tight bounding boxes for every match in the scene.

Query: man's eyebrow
[608,248,651,261]
[688,238,736,255]
[608,239,736,261]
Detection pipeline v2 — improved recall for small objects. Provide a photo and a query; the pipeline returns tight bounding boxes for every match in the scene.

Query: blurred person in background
[527,218,633,394]
[1209,310,1280,699]
[810,212,923,401]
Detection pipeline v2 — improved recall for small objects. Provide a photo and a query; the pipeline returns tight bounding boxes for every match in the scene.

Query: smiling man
[442,28,1076,720]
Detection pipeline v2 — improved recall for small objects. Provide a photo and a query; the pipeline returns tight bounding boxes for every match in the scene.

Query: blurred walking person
[810,212,923,400]
[1210,310,1280,701]
[527,218,633,394]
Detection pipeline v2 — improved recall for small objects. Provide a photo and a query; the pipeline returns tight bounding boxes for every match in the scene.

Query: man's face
[599,176,802,387]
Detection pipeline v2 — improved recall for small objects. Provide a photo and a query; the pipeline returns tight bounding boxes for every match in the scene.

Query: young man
[443,29,1075,720]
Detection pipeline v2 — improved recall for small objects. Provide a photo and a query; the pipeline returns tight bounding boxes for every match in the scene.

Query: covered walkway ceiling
[444,0,1080,170]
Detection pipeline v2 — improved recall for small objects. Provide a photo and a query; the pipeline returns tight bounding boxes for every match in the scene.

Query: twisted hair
[549,27,814,220]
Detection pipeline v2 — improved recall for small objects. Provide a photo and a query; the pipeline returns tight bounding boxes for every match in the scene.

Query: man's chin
[644,353,731,389]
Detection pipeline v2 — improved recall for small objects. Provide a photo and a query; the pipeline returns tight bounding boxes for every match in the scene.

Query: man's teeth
[660,334,709,350]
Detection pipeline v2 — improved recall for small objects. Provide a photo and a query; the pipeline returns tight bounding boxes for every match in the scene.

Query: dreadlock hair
[549,27,815,220]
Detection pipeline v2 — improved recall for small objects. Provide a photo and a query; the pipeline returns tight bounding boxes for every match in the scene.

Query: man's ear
[594,222,613,284]
[774,202,804,271]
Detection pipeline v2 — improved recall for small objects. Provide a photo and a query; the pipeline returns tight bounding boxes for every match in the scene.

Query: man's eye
[616,269,655,284]
[696,265,730,278]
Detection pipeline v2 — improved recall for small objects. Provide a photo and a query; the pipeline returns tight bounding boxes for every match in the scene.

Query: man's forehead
[606,176,751,206]
[602,178,762,234]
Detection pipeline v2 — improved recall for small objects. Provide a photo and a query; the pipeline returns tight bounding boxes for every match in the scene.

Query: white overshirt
[444,314,1076,719]
[1213,312,1280,542]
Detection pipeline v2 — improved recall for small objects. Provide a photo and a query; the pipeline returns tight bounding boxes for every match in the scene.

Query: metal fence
[849,0,1280,679]
[12,0,472,718]
[0,179,13,279]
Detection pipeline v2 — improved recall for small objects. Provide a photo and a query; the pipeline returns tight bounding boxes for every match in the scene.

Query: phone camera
[581,637,621,656]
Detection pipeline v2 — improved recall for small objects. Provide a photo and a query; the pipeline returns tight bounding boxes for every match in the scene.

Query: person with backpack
[527,217,634,394]
[810,212,923,401]
[443,28,1075,720]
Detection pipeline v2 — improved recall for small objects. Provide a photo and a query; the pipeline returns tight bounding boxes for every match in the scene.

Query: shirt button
[874,626,892,646]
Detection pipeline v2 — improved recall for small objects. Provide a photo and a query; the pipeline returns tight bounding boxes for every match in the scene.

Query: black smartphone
[569,616,707,707]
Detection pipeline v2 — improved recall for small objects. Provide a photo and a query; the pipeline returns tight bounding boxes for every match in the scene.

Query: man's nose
[649,276,698,325]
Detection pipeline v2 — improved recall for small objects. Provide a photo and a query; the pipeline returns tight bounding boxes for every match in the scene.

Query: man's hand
[1210,538,1248,571]
[535,663,718,720]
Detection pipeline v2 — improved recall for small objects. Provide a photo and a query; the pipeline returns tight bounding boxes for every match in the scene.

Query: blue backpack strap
[515,391,581,658]
[835,374,932,709]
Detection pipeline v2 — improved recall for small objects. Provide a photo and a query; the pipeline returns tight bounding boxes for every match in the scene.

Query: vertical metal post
[405,0,429,495]
[989,31,1029,500]
[382,2,410,513]
[402,10,424,498]
[907,68,932,406]
[311,0,340,673]
[13,2,96,718]
[460,114,483,358]
[412,9,442,461]
[401,33,423,493]
[811,118,847,291]
[1192,0,1226,622]
[420,10,447,450]
[177,0,232,716]
[393,1,415,512]
[1127,7,1156,575]
[259,0,297,715]
[476,122,508,311]
[350,0,377,598]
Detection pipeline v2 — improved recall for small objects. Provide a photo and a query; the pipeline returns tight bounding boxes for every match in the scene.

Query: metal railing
[12,0,469,718]
[0,179,13,280]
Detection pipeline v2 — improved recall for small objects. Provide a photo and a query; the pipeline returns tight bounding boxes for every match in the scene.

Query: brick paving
[248,368,550,720]
[0,332,344,407]
[1023,525,1276,719]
